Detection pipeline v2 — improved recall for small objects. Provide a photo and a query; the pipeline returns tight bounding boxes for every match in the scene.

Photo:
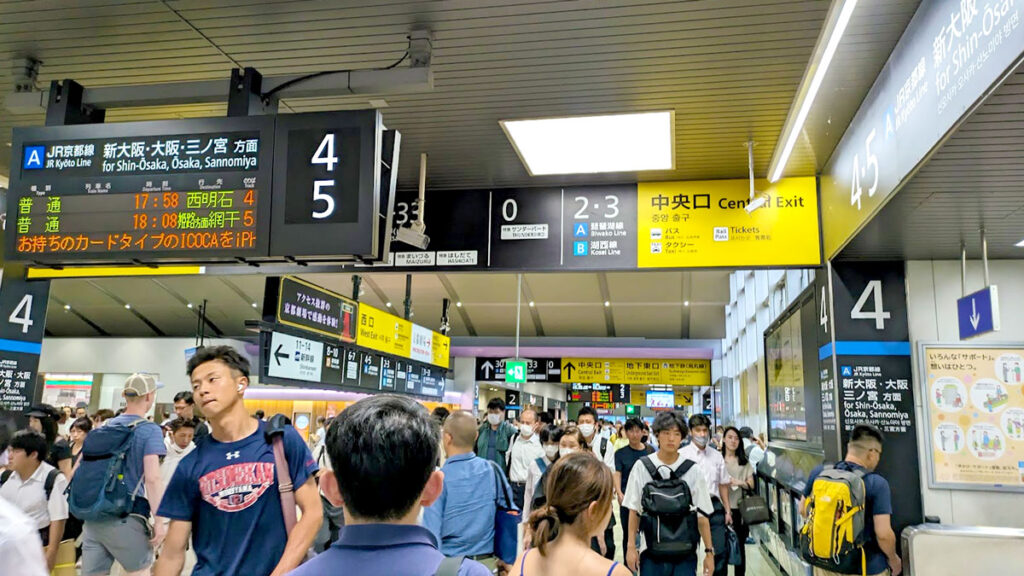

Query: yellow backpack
[799,464,868,575]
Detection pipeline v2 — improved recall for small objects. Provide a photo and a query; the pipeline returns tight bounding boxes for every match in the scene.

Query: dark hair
[528,452,614,556]
[186,345,250,378]
[652,411,688,438]
[431,406,451,423]
[559,425,589,450]
[720,426,748,466]
[92,409,115,423]
[576,406,598,422]
[850,424,884,446]
[328,394,439,521]
[173,391,194,405]
[739,426,755,439]
[486,397,505,412]
[254,410,265,419]
[170,418,197,433]
[0,416,15,453]
[624,417,644,432]
[11,429,48,461]
[539,424,560,445]
[538,411,553,425]
[31,411,59,445]
[688,413,712,430]
[70,417,92,435]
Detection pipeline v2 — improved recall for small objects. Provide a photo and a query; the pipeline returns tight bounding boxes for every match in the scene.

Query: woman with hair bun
[511,451,632,576]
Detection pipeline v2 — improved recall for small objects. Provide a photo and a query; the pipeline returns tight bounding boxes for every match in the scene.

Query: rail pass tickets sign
[6,116,274,263]
[922,344,1024,492]
[636,177,820,268]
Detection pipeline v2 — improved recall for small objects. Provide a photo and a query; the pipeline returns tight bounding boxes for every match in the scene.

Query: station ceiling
[43,270,731,340]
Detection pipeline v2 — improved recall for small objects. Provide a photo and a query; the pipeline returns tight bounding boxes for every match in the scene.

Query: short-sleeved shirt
[614,444,654,493]
[588,435,617,470]
[158,420,317,576]
[45,439,72,470]
[724,459,754,509]
[680,443,731,498]
[0,462,68,530]
[623,452,713,553]
[104,414,166,505]
[804,461,892,574]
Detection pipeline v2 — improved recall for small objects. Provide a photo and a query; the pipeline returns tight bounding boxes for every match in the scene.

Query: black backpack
[639,456,699,559]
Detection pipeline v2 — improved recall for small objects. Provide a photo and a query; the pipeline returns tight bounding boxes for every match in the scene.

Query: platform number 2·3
[849,128,878,210]
[311,133,338,219]
[850,280,890,330]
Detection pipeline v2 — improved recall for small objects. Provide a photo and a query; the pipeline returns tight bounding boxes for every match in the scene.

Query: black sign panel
[321,342,345,388]
[826,262,922,543]
[271,110,383,259]
[382,184,638,271]
[421,366,444,399]
[276,276,357,342]
[0,265,49,415]
[361,351,384,390]
[474,357,560,382]
[567,383,630,403]
[6,116,274,263]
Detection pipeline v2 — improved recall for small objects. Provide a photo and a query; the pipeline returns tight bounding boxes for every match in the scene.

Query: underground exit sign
[505,360,527,384]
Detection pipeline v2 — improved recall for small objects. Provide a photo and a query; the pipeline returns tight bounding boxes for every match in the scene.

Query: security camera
[394,224,430,249]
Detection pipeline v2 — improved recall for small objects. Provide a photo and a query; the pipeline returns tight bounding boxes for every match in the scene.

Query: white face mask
[578,423,595,438]
[559,447,577,458]
[544,445,559,459]
[519,424,534,437]
[487,413,503,426]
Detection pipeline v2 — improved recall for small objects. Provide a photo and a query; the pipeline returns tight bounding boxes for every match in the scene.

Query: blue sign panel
[957,285,1000,340]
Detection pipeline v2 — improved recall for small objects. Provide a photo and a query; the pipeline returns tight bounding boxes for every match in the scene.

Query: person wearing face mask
[681,414,732,576]
[523,425,563,522]
[475,398,518,476]
[425,410,517,574]
[576,407,617,561]
[505,409,545,512]
[613,418,654,549]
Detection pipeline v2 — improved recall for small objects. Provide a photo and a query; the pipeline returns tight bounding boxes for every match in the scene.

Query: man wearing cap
[81,373,167,576]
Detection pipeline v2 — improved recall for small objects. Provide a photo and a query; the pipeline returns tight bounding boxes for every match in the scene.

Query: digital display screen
[7,117,274,263]
[764,290,823,446]
[646,390,674,409]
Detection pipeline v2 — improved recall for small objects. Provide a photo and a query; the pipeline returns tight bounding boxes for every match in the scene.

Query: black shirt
[47,438,72,469]
[614,443,655,492]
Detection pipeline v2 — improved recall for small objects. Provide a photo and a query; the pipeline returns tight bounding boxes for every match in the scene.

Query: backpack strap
[673,459,697,480]
[640,454,660,478]
[43,468,60,501]
[265,414,298,535]
[600,437,608,459]
[434,556,464,576]
[535,457,547,474]
[0,469,11,486]
[505,431,520,467]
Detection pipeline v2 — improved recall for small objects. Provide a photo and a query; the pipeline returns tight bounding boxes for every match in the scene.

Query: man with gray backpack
[69,373,167,576]
[623,411,714,576]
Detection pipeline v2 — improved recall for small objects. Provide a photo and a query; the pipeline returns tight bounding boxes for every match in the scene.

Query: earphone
[237,384,244,392]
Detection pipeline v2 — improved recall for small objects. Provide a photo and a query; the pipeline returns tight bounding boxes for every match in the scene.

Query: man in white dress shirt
[682,414,732,576]
[505,408,544,511]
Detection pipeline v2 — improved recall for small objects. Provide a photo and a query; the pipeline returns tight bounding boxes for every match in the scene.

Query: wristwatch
[705,547,715,555]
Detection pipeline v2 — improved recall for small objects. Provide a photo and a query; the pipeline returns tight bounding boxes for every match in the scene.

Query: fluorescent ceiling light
[769,0,858,182]
[1016,239,1024,247]
[500,111,674,175]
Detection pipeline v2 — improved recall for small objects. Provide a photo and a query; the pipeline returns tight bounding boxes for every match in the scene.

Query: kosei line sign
[821,0,1024,258]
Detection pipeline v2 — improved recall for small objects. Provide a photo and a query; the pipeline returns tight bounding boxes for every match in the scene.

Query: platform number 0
[9,294,34,334]
[311,134,337,219]
[850,280,890,330]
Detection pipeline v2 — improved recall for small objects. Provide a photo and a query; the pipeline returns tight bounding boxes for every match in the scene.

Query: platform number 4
[311,134,338,219]
[9,294,34,334]
[850,280,890,330]
[820,285,829,334]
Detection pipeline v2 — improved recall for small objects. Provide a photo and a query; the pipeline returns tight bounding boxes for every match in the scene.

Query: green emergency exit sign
[505,360,527,384]
[625,404,639,415]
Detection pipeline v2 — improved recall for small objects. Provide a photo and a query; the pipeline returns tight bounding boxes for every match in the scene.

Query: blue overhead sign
[957,285,1000,340]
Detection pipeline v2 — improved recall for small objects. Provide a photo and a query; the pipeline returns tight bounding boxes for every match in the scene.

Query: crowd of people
[0,345,900,576]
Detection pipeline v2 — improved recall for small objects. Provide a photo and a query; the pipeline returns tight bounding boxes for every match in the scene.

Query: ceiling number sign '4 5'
[311,134,339,219]
[850,128,879,210]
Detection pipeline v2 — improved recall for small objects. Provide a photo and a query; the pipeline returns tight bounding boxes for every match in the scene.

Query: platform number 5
[311,134,338,219]
[9,294,34,334]
[850,280,890,330]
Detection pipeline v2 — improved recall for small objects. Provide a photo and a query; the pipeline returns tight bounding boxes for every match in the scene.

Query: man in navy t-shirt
[288,395,490,576]
[802,424,902,576]
[154,346,321,576]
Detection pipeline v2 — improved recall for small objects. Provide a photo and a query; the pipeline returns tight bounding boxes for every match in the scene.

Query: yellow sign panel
[432,333,451,369]
[675,389,694,406]
[357,304,411,358]
[561,358,710,387]
[356,304,450,369]
[924,346,1024,490]
[636,177,820,268]
[629,388,694,406]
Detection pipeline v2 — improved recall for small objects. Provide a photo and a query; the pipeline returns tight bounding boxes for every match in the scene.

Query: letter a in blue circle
[574,222,589,237]
[23,146,45,170]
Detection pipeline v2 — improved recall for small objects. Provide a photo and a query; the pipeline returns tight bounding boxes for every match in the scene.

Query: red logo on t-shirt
[199,462,275,512]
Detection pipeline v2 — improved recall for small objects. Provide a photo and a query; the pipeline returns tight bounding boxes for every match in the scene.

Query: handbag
[490,461,521,564]
[726,527,743,566]
[738,488,770,525]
